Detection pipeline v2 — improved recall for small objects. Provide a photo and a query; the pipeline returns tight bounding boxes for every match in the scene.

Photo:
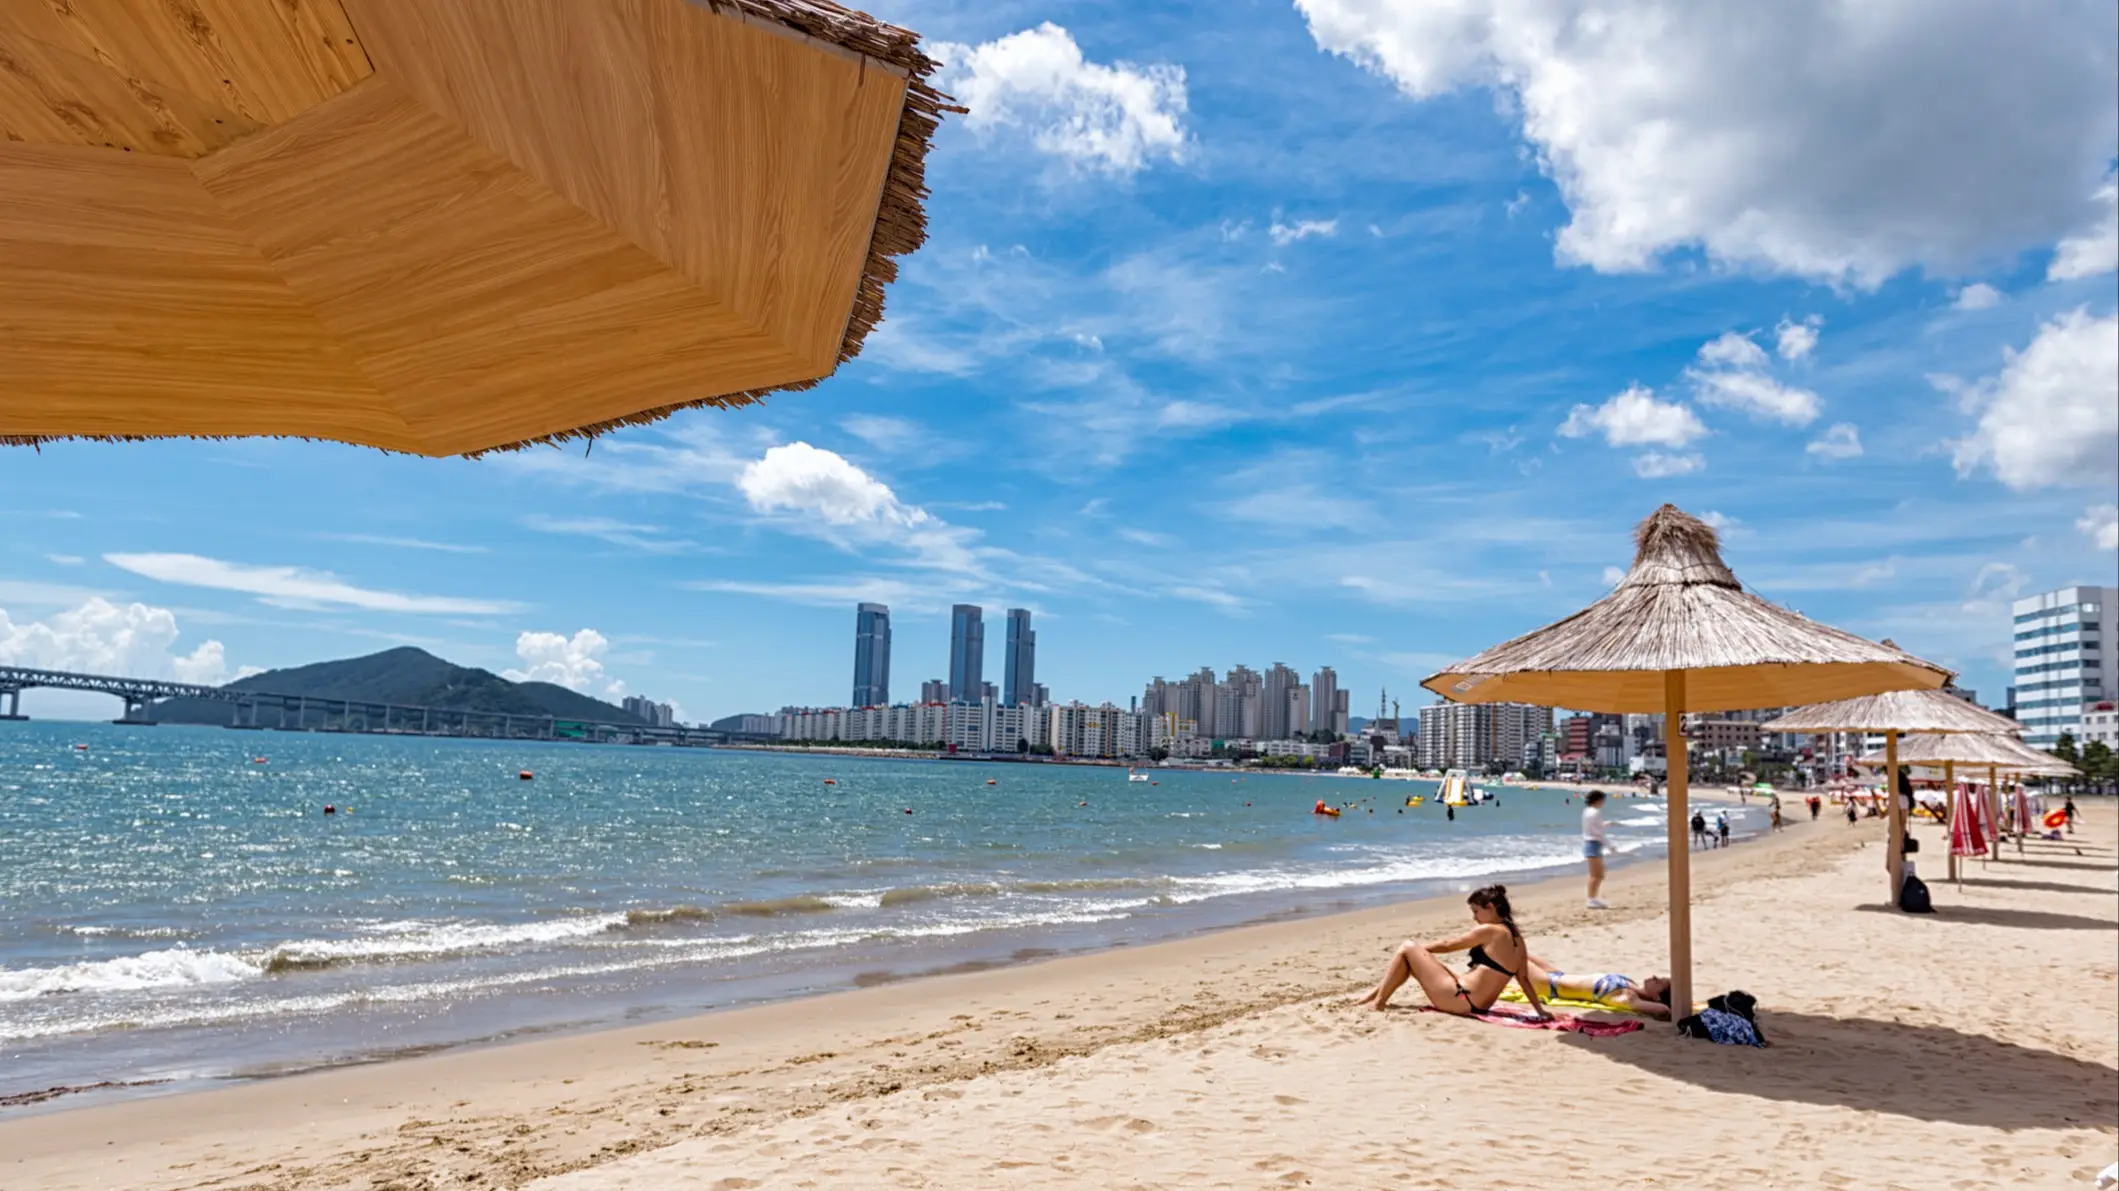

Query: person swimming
[1350,885,1549,1018]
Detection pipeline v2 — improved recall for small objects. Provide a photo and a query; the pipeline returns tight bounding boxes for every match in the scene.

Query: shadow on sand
[1561,1009,2119,1129]
[1954,876,2113,896]
[1986,859,2119,873]
[1853,903,2116,931]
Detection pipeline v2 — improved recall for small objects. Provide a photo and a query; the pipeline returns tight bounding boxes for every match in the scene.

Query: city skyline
[1,3,2111,725]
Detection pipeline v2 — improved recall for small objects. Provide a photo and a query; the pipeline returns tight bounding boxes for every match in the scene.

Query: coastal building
[920,678,949,704]
[2080,701,2117,751]
[1311,667,1349,737]
[1003,608,1036,707]
[852,602,891,708]
[948,604,984,704]
[1262,663,1300,740]
[1416,701,1552,771]
[2011,585,2115,747]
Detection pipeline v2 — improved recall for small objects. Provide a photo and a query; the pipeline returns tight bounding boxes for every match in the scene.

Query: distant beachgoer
[1446,803,1456,822]
[1690,809,1709,850]
[2065,795,2078,835]
[1846,800,1859,826]
[1716,810,1731,848]
[1582,790,1610,909]
[1769,794,1784,832]
[1351,885,1548,1019]
[1808,796,1822,821]
[1519,953,1675,1020]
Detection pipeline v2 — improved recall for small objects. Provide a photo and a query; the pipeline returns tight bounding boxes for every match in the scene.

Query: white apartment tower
[2012,585,2116,748]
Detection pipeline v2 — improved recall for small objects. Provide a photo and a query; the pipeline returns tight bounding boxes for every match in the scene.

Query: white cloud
[1117,528,1173,547]
[2080,504,2119,550]
[1631,451,1704,478]
[1953,283,2004,311]
[735,442,983,577]
[520,515,692,555]
[1559,384,1707,447]
[1601,565,1627,587]
[1699,511,1741,533]
[1775,315,1823,361]
[2049,174,2118,280]
[502,629,624,697]
[316,533,488,554]
[1806,423,1865,460]
[1296,0,2119,286]
[1948,307,2119,490]
[1326,632,1376,645]
[842,414,922,453]
[44,554,83,566]
[102,553,524,615]
[0,597,235,684]
[1268,218,1339,246]
[1697,332,1770,371]
[934,23,1187,175]
[1686,331,1822,425]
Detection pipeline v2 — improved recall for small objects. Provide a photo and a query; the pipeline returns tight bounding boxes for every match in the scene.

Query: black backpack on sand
[1898,873,1934,914]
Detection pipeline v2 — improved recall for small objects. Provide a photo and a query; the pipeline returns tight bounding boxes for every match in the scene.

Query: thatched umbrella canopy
[0,0,957,456]
[1423,505,1951,1014]
[1766,690,2026,886]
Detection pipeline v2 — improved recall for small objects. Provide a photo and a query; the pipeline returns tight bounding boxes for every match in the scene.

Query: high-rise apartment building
[1311,667,1339,738]
[851,602,891,708]
[1416,702,1553,770]
[1003,608,1036,706]
[948,604,984,703]
[920,678,949,704]
[1261,663,1300,739]
[2012,584,2116,747]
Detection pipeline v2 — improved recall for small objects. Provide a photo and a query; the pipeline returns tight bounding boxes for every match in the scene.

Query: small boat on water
[1438,770,1473,807]
[1126,768,1151,783]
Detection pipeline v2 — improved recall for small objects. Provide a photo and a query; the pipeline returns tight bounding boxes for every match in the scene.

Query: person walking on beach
[2065,794,2078,835]
[1581,790,1610,909]
[1808,795,1822,821]
[1715,809,1731,849]
[1845,799,1859,826]
[1769,793,1784,832]
[1690,808,1709,850]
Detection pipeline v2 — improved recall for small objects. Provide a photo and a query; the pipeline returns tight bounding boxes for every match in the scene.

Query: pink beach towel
[1422,1002,1644,1037]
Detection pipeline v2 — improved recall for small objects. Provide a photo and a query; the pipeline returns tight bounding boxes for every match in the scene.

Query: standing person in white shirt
[1582,789,1610,909]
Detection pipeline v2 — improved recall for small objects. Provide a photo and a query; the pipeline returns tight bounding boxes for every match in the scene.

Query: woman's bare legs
[1354,941,1473,1014]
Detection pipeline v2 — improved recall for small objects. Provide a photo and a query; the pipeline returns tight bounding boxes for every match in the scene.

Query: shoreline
[2,804,1866,1187]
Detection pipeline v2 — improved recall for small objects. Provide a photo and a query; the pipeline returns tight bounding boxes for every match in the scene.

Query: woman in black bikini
[1351,885,1549,1018]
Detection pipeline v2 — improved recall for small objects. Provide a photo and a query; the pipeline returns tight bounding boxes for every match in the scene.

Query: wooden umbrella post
[1885,730,1904,908]
[1665,670,1692,1018]
[1987,764,2001,865]
[1945,759,1958,887]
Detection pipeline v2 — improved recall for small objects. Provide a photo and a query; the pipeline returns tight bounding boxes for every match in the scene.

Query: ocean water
[0,723,1749,1102]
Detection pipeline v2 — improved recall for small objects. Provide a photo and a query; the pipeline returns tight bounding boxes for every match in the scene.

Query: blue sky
[3,0,2116,723]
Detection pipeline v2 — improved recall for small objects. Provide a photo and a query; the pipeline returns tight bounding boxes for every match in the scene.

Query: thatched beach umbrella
[1847,731,2079,876]
[1423,505,1949,1014]
[0,0,956,456]
[1767,690,2022,894]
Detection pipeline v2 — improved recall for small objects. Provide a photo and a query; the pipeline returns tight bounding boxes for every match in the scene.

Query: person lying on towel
[1514,953,1675,1019]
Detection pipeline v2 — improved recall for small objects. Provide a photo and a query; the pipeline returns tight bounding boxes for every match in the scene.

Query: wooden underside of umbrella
[0,0,950,456]
[1432,659,1945,714]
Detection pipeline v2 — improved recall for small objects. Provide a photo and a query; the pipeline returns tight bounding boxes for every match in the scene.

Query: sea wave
[0,948,257,1002]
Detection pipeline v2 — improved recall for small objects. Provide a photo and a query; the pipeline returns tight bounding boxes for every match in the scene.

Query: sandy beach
[5,801,2113,1190]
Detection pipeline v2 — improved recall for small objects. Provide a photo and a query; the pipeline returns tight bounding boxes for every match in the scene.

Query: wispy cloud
[102,553,524,615]
[520,515,695,555]
[316,533,490,554]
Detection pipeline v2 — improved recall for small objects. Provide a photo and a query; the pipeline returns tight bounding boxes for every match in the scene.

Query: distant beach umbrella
[1768,694,2051,884]
[1423,504,1949,1015]
[0,0,957,456]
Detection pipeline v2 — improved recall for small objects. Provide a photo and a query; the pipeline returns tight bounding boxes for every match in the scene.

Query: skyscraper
[1311,667,1339,738]
[1003,608,1036,706]
[948,604,985,703]
[852,602,891,707]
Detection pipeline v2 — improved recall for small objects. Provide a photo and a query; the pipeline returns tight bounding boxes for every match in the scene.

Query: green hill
[149,646,645,726]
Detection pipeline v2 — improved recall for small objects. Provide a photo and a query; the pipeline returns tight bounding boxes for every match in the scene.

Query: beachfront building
[948,605,985,703]
[920,678,949,704]
[2011,585,2115,748]
[1003,609,1037,707]
[1047,702,1149,759]
[852,602,891,708]
[2081,701,2118,751]
[1416,701,1552,771]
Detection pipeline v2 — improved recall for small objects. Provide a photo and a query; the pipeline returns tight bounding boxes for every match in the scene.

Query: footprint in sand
[1273,1094,1304,1106]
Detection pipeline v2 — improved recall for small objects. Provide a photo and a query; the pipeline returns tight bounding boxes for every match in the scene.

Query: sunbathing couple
[1351,883,1674,1020]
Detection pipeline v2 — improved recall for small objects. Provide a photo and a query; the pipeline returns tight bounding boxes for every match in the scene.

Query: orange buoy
[73,743,87,750]
[518,770,534,781]
[824,778,837,786]
[986,779,997,786]
[252,757,268,764]
[323,805,336,815]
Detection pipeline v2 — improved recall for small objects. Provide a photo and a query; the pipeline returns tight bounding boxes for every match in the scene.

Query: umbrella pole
[1987,765,2000,866]
[1885,730,1904,909]
[1664,671,1692,1018]
[1945,760,1957,887]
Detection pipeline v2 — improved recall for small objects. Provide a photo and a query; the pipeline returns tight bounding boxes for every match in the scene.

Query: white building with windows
[2011,585,2116,748]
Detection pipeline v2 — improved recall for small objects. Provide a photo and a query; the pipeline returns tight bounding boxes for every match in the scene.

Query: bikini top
[1465,944,1515,978]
